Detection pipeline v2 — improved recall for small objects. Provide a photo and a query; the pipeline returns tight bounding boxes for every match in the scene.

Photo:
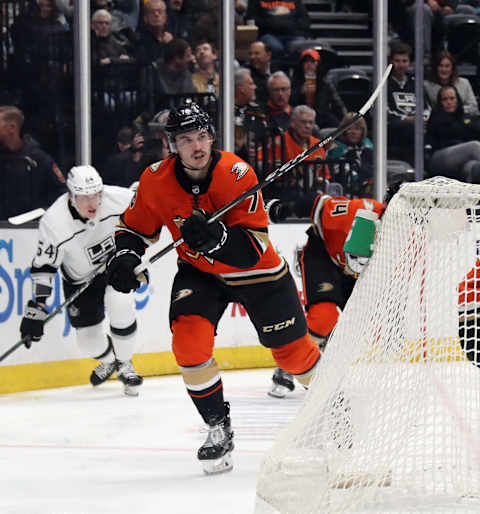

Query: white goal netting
[255,177,480,514]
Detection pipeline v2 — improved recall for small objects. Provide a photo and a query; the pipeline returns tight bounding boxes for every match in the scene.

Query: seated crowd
[3,0,480,221]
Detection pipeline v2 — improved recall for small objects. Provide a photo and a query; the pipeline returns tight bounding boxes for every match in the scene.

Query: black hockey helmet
[165,101,215,152]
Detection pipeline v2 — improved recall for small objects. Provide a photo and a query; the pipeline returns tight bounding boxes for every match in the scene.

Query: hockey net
[255,177,480,513]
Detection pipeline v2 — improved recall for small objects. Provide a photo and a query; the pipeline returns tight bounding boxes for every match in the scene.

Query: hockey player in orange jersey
[458,259,480,369]
[105,102,320,474]
[267,192,385,397]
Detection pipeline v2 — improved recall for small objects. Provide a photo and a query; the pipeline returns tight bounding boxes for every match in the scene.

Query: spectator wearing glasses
[260,105,330,202]
[134,0,173,67]
[265,71,294,133]
[91,9,135,66]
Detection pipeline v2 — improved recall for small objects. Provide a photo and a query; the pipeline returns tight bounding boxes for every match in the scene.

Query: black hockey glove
[265,199,291,223]
[20,300,48,348]
[106,249,142,293]
[180,209,228,254]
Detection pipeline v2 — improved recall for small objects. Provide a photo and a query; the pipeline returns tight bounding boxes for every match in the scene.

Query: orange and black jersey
[116,149,284,283]
[308,195,385,272]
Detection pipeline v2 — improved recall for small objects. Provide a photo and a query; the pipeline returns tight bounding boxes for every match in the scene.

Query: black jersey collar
[174,149,221,196]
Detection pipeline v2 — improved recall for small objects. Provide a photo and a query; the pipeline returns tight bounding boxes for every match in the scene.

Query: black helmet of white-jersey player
[165,101,215,153]
[66,165,103,220]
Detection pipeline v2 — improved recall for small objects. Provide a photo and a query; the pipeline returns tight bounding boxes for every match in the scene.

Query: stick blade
[8,208,45,225]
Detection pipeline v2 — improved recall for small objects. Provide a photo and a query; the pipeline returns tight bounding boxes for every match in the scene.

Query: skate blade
[268,384,289,398]
[124,384,141,397]
[201,451,233,475]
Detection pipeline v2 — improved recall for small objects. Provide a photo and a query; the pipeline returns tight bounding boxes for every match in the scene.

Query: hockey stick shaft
[134,64,392,275]
[8,208,46,225]
[0,264,106,363]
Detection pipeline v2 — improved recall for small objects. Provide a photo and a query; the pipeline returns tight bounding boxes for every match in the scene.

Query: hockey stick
[0,263,106,363]
[8,208,46,225]
[134,64,392,276]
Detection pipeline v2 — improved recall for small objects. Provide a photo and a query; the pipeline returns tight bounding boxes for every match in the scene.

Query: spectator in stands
[260,105,330,202]
[132,109,170,158]
[387,41,421,165]
[235,0,248,24]
[426,85,480,182]
[166,0,193,43]
[192,41,220,95]
[115,0,141,31]
[0,106,66,220]
[246,40,274,108]
[91,0,133,38]
[134,0,173,67]
[91,9,135,66]
[11,0,70,143]
[327,112,374,196]
[191,0,221,49]
[265,71,294,133]
[291,48,347,129]
[234,67,267,166]
[245,0,310,57]
[101,127,163,187]
[157,38,196,96]
[11,0,69,76]
[55,0,74,24]
[425,50,479,114]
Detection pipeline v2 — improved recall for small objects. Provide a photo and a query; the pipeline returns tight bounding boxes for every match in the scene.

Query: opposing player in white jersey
[19,165,143,396]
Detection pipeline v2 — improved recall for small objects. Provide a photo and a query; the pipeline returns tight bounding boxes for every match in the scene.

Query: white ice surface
[0,368,304,514]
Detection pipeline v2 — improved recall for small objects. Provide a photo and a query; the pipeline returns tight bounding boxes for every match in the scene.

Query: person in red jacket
[259,104,330,202]
[106,102,320,475]
[267,192,385,397]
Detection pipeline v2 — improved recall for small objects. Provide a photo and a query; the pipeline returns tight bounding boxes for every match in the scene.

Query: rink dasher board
[0,224,309,393]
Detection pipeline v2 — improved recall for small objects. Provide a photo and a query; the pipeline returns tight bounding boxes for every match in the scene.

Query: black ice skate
[268,367,295,398]
[116,359,143,396]
[198,402,234,475]
[90,360,116,386]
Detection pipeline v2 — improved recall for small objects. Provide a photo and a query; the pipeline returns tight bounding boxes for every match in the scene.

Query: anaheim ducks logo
[231,161,249,181]
[173,289,193,302]
[148,160,162,173]
[317,282,334,293]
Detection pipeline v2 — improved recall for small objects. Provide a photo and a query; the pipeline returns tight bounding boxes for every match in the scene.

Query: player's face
[176,129,213,171]
[74,193,101,219]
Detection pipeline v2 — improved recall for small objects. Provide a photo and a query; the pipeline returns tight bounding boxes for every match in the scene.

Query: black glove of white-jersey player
[20,300,48,348]
[106,249,142,293]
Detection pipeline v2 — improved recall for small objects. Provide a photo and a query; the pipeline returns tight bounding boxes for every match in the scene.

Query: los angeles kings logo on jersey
[86,235,115,265]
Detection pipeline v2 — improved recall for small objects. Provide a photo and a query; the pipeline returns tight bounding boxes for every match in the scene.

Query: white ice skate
[116,359,143,396]
[90,360,116,386]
